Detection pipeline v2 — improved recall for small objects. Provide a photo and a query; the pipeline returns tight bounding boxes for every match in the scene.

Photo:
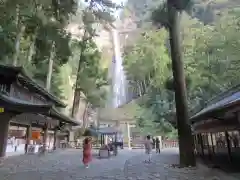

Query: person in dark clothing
[152,137,156,149]
[156,137,160,153]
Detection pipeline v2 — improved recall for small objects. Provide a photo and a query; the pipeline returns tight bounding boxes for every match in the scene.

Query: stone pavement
[0,149,142,180]
[125,148,238,180]
[0,148,238,180]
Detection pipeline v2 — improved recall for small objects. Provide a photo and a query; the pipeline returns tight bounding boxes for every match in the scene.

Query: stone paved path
[0,149,142,180]
[0,148,237,180]
[125,148,238,180]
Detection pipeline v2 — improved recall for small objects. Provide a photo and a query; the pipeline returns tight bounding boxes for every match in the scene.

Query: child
[144,135,152,163]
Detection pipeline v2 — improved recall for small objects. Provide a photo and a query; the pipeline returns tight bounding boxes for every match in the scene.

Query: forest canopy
[121,0,240,138]
[0,0,118,125]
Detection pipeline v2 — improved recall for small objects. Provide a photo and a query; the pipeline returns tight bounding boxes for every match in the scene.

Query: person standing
[144,135,152,163]
[14,137,18,152]
[118,133,124,149]
[152,137,156,149]
[82,137,92,168]
[155,137,161,154]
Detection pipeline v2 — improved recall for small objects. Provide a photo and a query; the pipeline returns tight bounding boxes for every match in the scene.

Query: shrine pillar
[115,120,120,128]
[42,124,48,153]
[25,124,32,154]
[0,113,12,159]
[53,129,57,150]
[115,120,120,141]
[104,135,108,144]
[127,122,131,149]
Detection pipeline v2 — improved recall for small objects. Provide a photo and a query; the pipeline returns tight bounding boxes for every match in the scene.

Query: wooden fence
[69,140,179,149]
[162,140,179,148]
[125,140,179,149]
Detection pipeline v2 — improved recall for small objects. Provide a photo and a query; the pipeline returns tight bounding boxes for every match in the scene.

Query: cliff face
[95,29,113,69]
[120,0,240,27]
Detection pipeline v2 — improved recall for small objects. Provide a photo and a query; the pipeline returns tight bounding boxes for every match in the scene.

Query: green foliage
[71,0,119,118]
[121,0,164,28]
[70,38,109,108]
[122,0,240,138]
[123,29,176,138]
[123,30,171,89]
[0,0,115,104]
[33,22,72,65]
[0,0,77,99]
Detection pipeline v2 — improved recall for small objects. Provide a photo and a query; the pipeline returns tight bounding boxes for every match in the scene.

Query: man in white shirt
[144,135,152,163]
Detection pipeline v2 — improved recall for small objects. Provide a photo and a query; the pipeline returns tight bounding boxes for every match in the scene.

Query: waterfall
[110,28,127,108]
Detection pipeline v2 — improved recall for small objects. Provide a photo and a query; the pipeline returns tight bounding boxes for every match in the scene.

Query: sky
[112,0,127,17]
[112,0,127,5]
[80,0,127,17]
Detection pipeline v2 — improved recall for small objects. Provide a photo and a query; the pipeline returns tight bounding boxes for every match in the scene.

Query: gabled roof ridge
[0,93,79,126]
[17,66,67,108]
[206,84,240,106]
[191,90,240,121]
[50,107,79,125]
[0,64,66,108]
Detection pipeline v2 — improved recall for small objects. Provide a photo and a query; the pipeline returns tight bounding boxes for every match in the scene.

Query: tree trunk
[13,25,25,66]
[143,79,147,91]
[27,34,37,62]
[82,102,89,128]
[71,0,94,119]
[27,40,35,62]
[72,88,81,119]
[137,81,142,96]
[141,81,144,94]
[167,1,196,167]
[13,4,25,66]
[96,108,100,129]
[46,43,55,91]
[71,30,87,119]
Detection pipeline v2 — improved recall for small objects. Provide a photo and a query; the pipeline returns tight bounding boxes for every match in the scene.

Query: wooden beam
[10,122,56,131]
[199,134,204,157]
[237,112,240,124]
[210,133,215,155]
[225,131,232,162]
[193,117,238,133]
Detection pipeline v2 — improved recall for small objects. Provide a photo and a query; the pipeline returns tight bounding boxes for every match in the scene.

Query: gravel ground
[0,148,238,180]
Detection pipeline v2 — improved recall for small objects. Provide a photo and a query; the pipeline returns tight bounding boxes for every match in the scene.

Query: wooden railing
[162,140,178,148]
[128,140,179,149]
[69,141,102,149]
[68,140,179,149]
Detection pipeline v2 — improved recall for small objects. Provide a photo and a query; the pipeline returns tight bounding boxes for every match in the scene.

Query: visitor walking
[14,138,18,152]
[156,137,161,154]
[82,137,92,168]
[144,135,152,163]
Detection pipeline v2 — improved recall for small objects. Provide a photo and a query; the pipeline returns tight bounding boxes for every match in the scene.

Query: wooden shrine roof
[0,65,66,108]
[0,93,51,113]
[0,93,79,126]
[50,107,79,126]
[191,91,240,122]
[84,126,121,136]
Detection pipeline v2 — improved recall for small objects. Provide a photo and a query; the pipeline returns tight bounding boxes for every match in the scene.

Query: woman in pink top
[82,137,92,168]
